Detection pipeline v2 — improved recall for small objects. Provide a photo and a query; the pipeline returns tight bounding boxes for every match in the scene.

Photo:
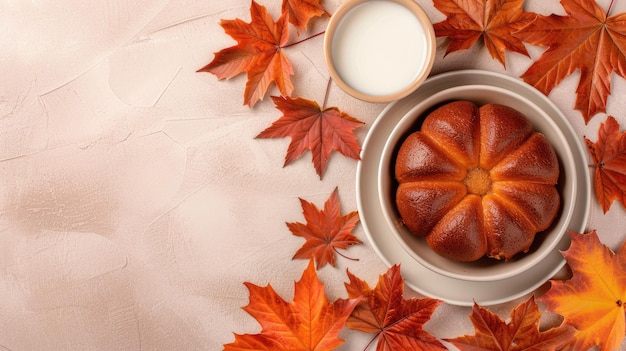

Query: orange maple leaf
[432,0,535,67]
[223,260,360,351]
[516,0,626,123]
[585,116,626,213]
[256,95,364,178]
[198,1,294,107]
[539,231,626,351]
[447,296,575,351]
[282,0,329,33]
[345,265,446,351]
[287,187,361,269]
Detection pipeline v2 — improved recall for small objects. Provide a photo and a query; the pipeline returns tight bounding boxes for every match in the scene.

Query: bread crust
[394,101,560,262]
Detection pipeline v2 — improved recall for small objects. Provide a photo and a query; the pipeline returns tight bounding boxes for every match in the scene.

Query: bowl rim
[323,0,436,103]
[378,84,577,282]
[356,69,591,305]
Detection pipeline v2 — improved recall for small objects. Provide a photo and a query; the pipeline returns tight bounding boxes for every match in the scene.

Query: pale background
[1,0,625,350]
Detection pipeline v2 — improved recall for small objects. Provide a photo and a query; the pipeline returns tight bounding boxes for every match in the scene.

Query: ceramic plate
[356,70,591,306]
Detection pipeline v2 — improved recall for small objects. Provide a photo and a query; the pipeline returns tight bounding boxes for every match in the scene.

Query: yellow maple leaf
[539,230,626,351]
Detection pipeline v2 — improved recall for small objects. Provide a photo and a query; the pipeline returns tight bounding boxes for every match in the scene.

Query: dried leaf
[516,0,626,123]
[345,265,446,351]
[288,187,361,269]
[447,296,575,351]
[433,0,535,67]
[223,260,360,351]
[282,0,329,33]
[256,95,364,178]
[198,1,294,107]
[539,231,626,351]
[585,116,626,213]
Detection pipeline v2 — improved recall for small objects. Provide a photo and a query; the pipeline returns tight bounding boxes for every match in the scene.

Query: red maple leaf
[198,1,294,107]
[432,0,535,67]
[539,231,626,351]
[516,0,626,123]
[223,261,360,351]
[447,296,575,351]
[584,116,626,213]
[256,95,364,178]
[282,0,329,33]
[345,265,446,351]
[287,187,361,269]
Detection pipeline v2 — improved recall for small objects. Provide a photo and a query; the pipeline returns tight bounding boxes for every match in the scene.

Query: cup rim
[323,0,436,103]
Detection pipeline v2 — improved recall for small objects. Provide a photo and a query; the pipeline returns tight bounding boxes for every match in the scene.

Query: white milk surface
[331,0,427,96]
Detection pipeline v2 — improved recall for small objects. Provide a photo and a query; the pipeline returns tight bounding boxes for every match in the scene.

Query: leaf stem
[333,246,359,262]
[283,31,326,48]
[362,333,380,351]
[322,78,332,110]
[607,0,615,16]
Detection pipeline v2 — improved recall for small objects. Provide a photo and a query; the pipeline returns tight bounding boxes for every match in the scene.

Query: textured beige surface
[1,0,625,350]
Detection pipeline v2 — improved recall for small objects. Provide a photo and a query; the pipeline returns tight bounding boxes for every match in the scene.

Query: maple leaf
[287,187,361,269]
[282,0,329,34]
[516,0,626,123]
[432,0,535,67]
[585,116,626,213]
[447,296,575,351]
[345,264,446,351]
[256,95,364,178]
[198,1,294,107]
[539,230,626,351]
[223,260,360,351]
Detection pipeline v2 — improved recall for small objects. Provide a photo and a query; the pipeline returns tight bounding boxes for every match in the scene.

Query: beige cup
[324,0,435,103]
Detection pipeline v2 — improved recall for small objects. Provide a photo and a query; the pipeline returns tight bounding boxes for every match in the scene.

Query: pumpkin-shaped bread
[394,101,560,262]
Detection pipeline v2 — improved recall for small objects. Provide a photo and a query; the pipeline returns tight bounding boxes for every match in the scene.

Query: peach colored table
[1,0,625,350]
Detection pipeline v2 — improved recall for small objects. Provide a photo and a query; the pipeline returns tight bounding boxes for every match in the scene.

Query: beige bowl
[324,0,435,103]
[378,85,577,281]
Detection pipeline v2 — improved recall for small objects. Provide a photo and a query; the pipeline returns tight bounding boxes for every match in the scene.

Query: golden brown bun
[395,101,560,262]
